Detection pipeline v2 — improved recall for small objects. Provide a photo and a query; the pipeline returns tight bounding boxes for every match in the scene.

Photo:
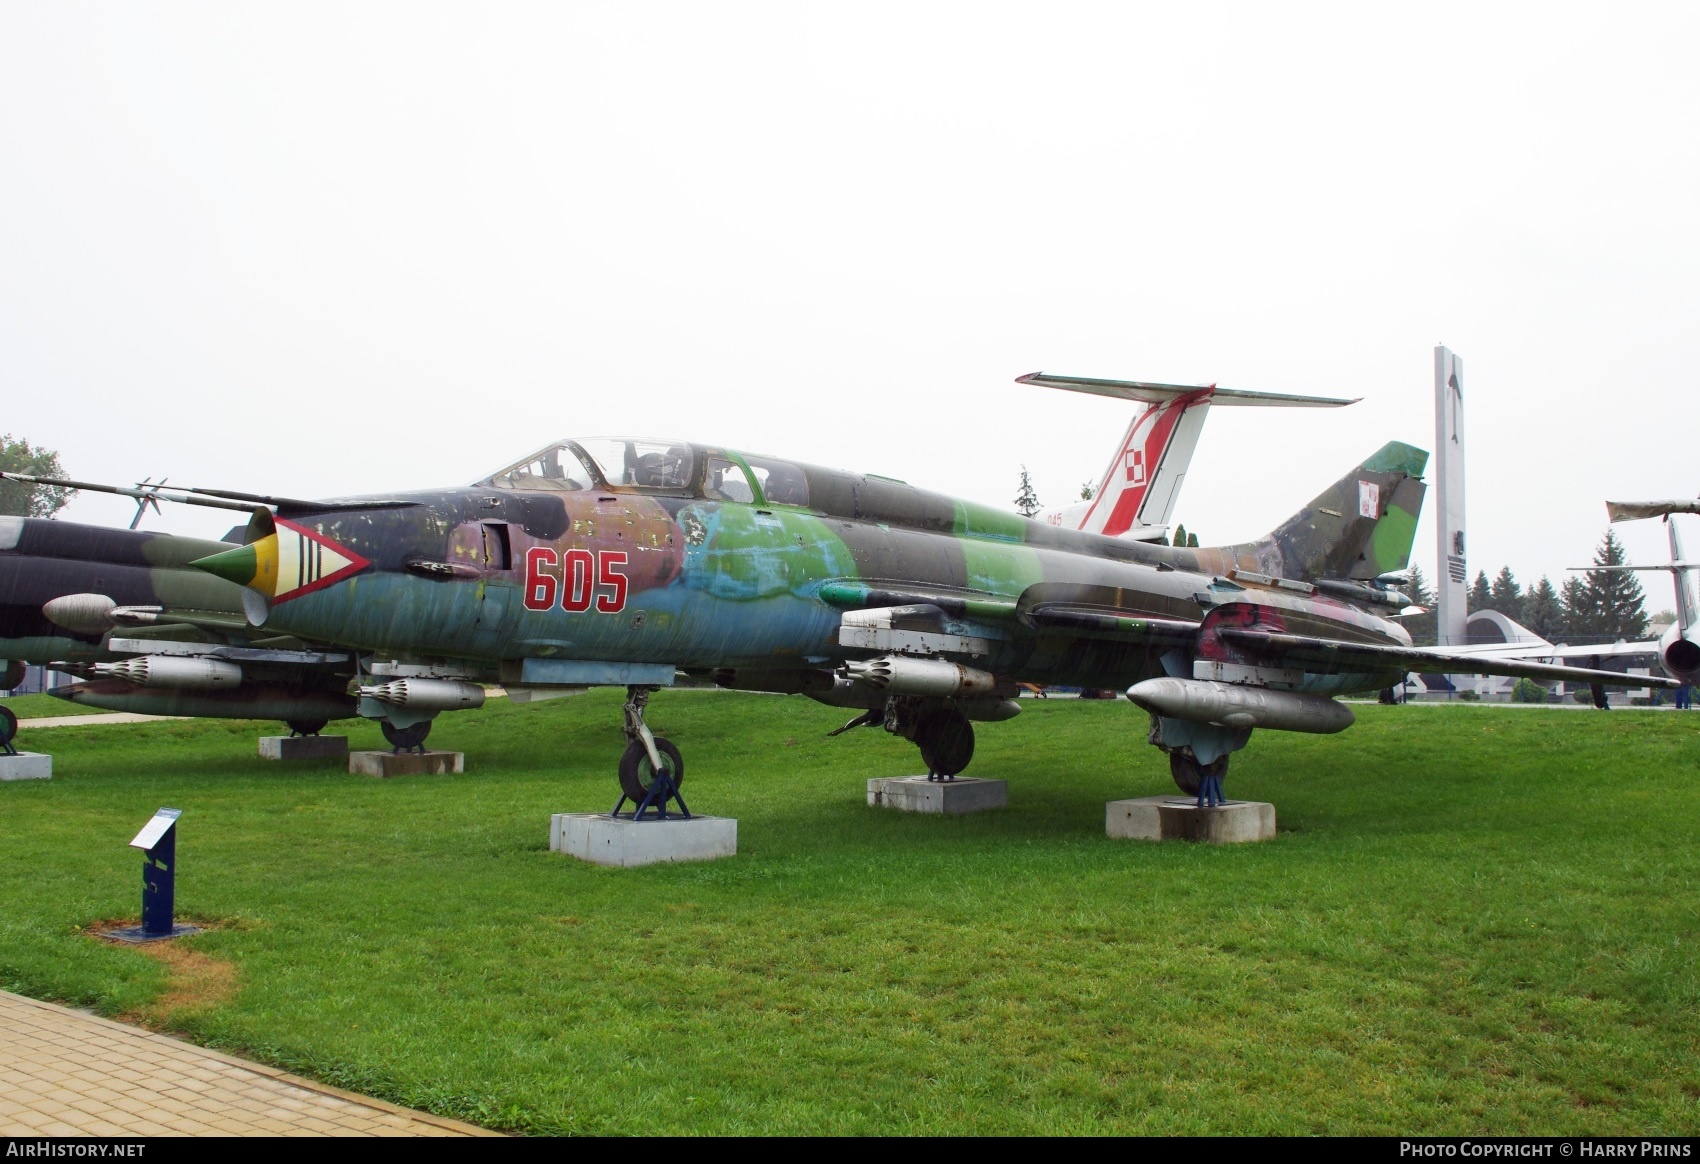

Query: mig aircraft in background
[1026,372,1358,542]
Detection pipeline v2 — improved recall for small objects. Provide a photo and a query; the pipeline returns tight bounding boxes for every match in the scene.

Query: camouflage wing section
[1016,582,1199,646]
[1219,628,1682,688]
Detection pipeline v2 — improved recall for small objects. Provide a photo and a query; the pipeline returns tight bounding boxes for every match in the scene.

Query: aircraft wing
[1607,499,1700,522]
[1018,603,1200,646]
[105,638,352,665]
[1015,372,1359,408]
[1432,638,1658,662]
[1219,629,1681,688]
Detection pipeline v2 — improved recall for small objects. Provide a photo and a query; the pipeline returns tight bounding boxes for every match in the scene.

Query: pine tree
[1171,523,1188,548]
[1559,575,1592,642]
[1524,576,1565,641]
[1583,528,1648,641]
[1186,531,1199,548]
[1490,566,1524,624]
[1468,571,1491,614]
[1013,466,1041,518]
[1403,564,1437,646]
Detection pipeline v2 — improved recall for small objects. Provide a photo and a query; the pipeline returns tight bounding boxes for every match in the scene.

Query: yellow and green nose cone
[192,534,280,598]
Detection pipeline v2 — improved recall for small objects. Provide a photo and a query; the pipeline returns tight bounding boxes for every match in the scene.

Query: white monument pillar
[1434,345,1467,649]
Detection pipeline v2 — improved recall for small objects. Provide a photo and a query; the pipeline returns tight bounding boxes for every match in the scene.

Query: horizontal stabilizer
[1016,372,1359,408]
[1607,499,1700,523]
[1220,628,1680,688]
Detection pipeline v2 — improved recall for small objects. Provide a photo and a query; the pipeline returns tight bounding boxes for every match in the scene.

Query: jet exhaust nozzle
[41,593,117,635]
[1126,677,1355,734]
[357,678,486,711]
[842,655,999,697]
[90,655,244,690]
[1660,623,1700,685]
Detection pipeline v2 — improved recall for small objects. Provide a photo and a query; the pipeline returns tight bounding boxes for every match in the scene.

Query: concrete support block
[867,775,1008,814]
[1106,796,1275,844]
[258,735,349,761]
[349,750,465,778]
[550,813,737,867]
[0,752,52,781]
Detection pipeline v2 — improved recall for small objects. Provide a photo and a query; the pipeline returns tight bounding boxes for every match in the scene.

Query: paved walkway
[0,990,495,1137]
[16,713,192,728]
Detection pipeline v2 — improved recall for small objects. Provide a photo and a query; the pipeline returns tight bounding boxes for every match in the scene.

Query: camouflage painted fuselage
[0,516,245,663]
[0,516,356,722]
[239,441,1428,694]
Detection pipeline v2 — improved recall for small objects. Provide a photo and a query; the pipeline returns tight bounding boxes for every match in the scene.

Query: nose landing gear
[614,685,690,819]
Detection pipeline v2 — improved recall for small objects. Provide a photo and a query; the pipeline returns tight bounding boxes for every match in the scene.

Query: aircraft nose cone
[191,538,275,597]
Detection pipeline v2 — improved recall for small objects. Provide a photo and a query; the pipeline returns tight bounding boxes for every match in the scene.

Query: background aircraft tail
[1221,441,1429,584]
[1022,373,1358,542]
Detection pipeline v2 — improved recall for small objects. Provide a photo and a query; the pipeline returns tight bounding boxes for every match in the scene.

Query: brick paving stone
[0,990,496,1137]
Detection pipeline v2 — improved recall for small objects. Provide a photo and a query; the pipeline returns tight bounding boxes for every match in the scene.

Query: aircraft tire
[286,718,329,737]
[916,708,974,777]
[380,720,432,750]
[0,705,15,749]
[618,736,684,803]
[1169,750,1227,797]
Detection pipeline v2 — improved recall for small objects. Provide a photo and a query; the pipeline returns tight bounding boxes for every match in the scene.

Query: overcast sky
[3,3,1696,610]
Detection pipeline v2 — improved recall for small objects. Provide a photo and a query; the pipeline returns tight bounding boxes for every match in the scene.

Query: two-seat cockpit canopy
[482,439,811,508]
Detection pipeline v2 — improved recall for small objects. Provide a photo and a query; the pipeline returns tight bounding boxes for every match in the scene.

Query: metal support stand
[611,770,693,821]
[105,809,199,943]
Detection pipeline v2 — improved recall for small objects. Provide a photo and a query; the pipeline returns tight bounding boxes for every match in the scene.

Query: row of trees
[1402,529,1654,646]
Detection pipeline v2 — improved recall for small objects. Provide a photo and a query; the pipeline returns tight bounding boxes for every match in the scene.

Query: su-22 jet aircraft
[40,422,1641,805]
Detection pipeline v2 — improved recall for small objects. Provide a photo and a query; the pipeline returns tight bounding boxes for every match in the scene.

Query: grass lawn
[3,693,107,719]
[1,692,1697,1135]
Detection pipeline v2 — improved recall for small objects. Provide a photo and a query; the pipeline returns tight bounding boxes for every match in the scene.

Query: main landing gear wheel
[618,737,685,803]
[0,705,17,756]
[1169,750,1227,797]
[286,718,328,737]
[381,720,432,752]
[917,707,974,779]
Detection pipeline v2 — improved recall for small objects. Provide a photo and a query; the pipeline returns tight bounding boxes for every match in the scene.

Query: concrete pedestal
[0,753,51,781]
[868,775,1008,814]
[349,750,465,778]
[258,735,349,761]
[1106,796,1275,844]
[550,813,737,867]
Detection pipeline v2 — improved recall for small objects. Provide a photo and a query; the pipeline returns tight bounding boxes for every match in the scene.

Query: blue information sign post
[105,809,199,943]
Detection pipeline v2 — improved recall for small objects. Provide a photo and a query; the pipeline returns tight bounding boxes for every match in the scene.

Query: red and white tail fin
[1021,373,1359,540]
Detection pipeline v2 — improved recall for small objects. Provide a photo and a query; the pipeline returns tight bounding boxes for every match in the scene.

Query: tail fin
[1072,389,1214,538]
[1022,373,1358,541]
[1669,519,1698,635]
[1230,441,1429,583]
